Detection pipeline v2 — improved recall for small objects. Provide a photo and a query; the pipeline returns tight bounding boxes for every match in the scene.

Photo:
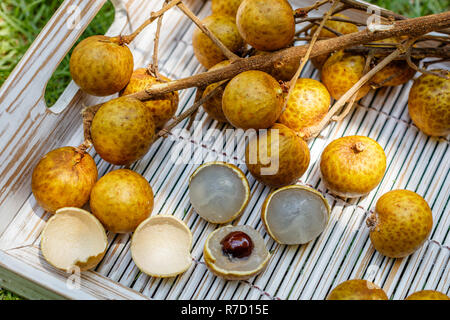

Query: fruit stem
[366,212,378,231]
[352,142,366,153]
[75,140,92,155]
[117,0,182,44]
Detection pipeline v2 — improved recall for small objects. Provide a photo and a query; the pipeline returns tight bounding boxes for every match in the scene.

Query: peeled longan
[321,51,371,101]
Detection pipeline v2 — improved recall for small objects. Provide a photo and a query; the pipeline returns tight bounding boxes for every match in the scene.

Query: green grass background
[0,0,447,300]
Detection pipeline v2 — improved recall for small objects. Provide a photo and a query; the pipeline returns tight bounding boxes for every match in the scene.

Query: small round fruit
[192,14,244,68]
[120,68,179,129]
[367,190,433,258]
[189,162,250,224]
[91,96,155,165]
[327,279,388,300]
[131,215,192,278]
[222,70,284,129]
[408,70,450,137]
[70,35,134,96]
[204,225,270,280]
[370,59,416,88]
[320,136,386,198]
[212,0,243,17]
[202,60,231,122]
[90,169,154,233]
[41,207,108,272]
[31,147,98,213]
[405,290,449,300]
[261,185,330,245]
[245,123,310,187]
[236,0,295,51]
[255,51,300,81]
[321,51,371,100]
[278,78,330,132]
[310,14,358,69]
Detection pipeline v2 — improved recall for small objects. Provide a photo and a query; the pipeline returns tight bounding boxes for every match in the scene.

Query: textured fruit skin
[255,51,300,81]
[408,70,450,136]
[120,69,178,129]
[222,70,284,129]
[405,290,449,300]
[368,190,432,258]
[90,169,154,233]
[279,78,330,132]
[202,60,231,122]
[327,280,388,300]
[236,0,294,51]
[321,51,371,100]
[320,136,386,198]
[31,147,98,213]
[69,35,134,96]
[91,96,155,165]
[192,14,244,68]
[310,14,358,69]
[212,0,243,17]
[370,59,416,87]
[245,123,310,187]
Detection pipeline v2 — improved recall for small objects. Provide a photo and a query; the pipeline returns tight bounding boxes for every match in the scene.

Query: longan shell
[91,96,155,165]
[320,136,386,198]
[370,59,416,87]
[211,0,243,17]
[368,190,432,258]
[69,35,134,96]
[192,14,244,68]
[120,69,179,129]
[310,14,358,69]
[278,78,330,132]
[222,70,284,129]
[255,51,300,81]
[321,51,371,100]
[405,290,449,300]
[408,70,450,137]
[327,279,388,300]
[31,147,98,213]
[236,0,295,51]
[90,169,154,233]
[202,60,231,122]
[245,123,310,187]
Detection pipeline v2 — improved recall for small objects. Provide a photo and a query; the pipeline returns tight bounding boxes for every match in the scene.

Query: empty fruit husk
[261,185,330,245]
[41,207,108,272]
[189,162,250,224]
[131,215,193,278]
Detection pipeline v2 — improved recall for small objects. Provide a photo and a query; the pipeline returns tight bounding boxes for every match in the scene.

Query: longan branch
[151,0,168,79]
[344,46,450,59]
[125,11,450,100]
[119,0,182,44]
[405,48,450,80]
[294,0,330,18]
[176,2,240,61]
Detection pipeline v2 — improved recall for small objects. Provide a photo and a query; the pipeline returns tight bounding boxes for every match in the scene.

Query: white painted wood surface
[0,0,448,300]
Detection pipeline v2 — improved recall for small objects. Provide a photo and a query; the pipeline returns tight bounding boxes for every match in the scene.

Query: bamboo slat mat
[0,0,448,300]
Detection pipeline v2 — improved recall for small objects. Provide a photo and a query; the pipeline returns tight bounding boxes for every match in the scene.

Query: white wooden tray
[0,0,448,300]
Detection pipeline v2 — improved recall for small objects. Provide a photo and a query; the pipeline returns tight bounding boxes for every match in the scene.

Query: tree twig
[150,0,168,79]
[122,11,450,101]
[176,2,240,61]
[406,47,450,80]
[186,87,205,130]
[117,0,182,44]
[294,0,330,17]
